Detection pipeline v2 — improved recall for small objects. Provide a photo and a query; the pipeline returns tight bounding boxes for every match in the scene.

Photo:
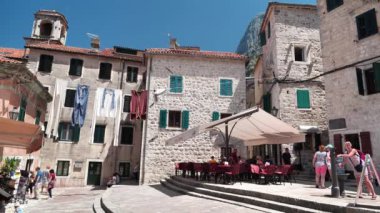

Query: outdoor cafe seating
[174,162,296,186]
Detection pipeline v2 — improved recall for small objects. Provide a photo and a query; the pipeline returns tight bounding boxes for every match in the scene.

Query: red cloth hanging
[130,90,147,120]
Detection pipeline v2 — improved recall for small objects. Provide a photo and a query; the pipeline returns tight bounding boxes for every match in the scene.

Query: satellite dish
[154,88,166,96]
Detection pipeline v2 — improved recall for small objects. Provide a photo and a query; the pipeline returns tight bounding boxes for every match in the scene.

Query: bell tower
[26,10,68,45]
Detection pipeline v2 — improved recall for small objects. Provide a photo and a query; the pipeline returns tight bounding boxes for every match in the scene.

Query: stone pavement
[18,186,105,213]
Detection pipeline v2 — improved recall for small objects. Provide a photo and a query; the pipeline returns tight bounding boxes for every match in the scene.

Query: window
[35,110,41,125]
[120,126,133,145]
[18,97,27,121]
[127,67,138,82]
[169,75,183,93]
[263,93,271,113]
[267,21,271,38]
[56,160,70,176]
[159,109,189,129]
[58,122,80,142]
[64,89,76,107]
[356,63,380,95]
[294,46,305,62]
[260,31,266,46]
[123,95,131,113]
[220,79,233,96]
[40,22,53,37]
[296,89,310,109]
[38,55,53,73]
[69,59,83,76]
[99,62,112,80]
[356,9,378,40]
[326,0,343,12]
[211,112,232,121]
[119,162,130,177]
[93,125,106,144]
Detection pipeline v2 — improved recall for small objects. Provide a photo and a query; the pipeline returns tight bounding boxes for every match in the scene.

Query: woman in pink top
[48,169,56,198]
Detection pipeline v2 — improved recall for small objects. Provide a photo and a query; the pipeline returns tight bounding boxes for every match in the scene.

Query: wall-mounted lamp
[8,107,19,120]
[271,106,279,117]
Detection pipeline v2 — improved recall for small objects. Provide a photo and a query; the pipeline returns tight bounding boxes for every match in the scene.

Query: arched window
[40,21,53,37]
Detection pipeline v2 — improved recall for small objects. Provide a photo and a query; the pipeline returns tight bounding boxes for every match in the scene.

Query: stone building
[254,2,328,171]
[142,40,247,183]
[0,50,52,169]
[317,0,380,168]
[22,10,146,186]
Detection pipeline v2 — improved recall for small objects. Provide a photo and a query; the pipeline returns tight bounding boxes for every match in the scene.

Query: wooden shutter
[18,98,27,121]
[212,111,220,121]
[373,63,380,92]
[360,131,373,157]
[177,76,183,93]
[159,109,167,128]
[366,9,379,36]
[220,79,232,96]
[260,32,266,46]
[356,68,365,95]
[170,76,177,93]
[181,110,189,129]
[263,93,271,113]
[296,90,310,109]
[333,134,343,154]
[72,124,81,142]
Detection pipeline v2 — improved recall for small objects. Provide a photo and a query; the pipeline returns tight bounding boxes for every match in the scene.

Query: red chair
[178,162,188,177]
[193,163,203,180]
[259,165,278,184]
[225,164,241,185]
[175,163,180,176]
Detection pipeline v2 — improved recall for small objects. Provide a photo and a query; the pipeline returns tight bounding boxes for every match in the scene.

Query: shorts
[315,165,327,175]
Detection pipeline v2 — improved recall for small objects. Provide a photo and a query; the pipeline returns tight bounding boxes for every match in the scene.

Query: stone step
[163,177,329,213]
[161,179,283,213]
[93,195,105,213]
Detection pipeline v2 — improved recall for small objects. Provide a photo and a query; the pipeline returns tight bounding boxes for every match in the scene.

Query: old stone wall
[27,49,145,186]
[143,55,246,184]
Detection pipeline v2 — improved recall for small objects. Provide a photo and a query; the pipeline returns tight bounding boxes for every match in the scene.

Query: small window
[168,110,181,128]
[159,109,189,129]
[326,0,343,12]
[296,89,310,109]
[69,59,83,76]
[260,31,266,46]
[220,79,233,96]
[18,97,27,122]
[119,162,130,177]
[169,75,183,93]
[123,95,131,113]
[121,126,133,145]
[127,67,138,83]
[56,160,70,176]
[99,62,112,80]
[35,110,41,125]
[40,22,53,37]
[38,55,53,73]
[64,89,76,107]
[58,122,80,142]
[93,125,106,144]
[357,63,380,96]
[356,9,378,40]
[267,21,271,38]
[220,113,232,119]
[294,47,305,62]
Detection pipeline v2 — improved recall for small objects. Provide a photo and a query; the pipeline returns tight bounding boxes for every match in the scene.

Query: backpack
[357,150,366,161]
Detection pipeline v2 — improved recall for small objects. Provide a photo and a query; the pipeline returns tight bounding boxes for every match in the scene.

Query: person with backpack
[338,141,377,200]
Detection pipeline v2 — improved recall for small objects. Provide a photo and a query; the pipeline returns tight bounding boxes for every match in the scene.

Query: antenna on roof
[86,33,100,50]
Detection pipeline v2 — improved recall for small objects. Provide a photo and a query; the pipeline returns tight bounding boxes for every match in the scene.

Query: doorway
[87,162,102,185]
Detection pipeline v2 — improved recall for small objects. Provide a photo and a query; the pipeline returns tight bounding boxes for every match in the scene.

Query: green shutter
[366,9,378,36]
[35,110,41,125]
[181,110,189,129]
[177,76,183,93]
[159,109,167,128]
[297,90,310,109]
[356,68,364,95]
[18,98,27,121]
[260,32,266,46]
[58,122,63,140]
[170,76,176,93]
[220,79,232,96]
[373,63,380,92]
[170,76,182,93]
[212,111,220,121]
[72,124,81,142]
[263,93,271,113]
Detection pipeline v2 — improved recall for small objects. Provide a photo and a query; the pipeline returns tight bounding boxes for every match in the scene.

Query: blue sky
[1,0,316,52]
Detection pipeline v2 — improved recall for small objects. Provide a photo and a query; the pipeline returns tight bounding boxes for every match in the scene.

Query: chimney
[91,37,100,51]
[170,38,178,49]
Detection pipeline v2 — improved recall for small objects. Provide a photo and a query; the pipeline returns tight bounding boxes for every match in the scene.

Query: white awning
[165,107,305,146]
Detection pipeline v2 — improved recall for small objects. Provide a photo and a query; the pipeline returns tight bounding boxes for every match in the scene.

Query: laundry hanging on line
[130,90,147,120]
[71,84,89,127]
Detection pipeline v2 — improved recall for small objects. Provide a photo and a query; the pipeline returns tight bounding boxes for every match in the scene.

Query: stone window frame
[295,88,312,111]
[55,159,72,178]
[168,75,184,95]
[292,44,310,64]
[218,77,234,97]
[166,110,183,130]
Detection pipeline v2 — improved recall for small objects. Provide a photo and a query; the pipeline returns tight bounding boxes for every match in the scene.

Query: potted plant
[1,157,21,178]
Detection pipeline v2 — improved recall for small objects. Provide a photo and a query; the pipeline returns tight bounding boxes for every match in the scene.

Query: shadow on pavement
[90,186,107,191]
[149,184,184,197]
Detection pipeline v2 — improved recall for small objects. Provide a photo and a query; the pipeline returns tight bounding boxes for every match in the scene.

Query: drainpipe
[139,56,152,185]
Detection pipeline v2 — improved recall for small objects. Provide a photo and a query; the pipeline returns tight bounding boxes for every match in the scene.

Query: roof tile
[0,48,25,59]
[146,48,246,60]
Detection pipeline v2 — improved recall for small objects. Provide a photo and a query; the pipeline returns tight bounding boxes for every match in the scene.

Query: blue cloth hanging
[72,85,89,127]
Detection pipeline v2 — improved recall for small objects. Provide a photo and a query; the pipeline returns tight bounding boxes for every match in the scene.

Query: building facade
[254,3,328,171]
[317,0,380,169]
[23,10,146,186]
[0,52,51,169]
[142,40,247,183]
